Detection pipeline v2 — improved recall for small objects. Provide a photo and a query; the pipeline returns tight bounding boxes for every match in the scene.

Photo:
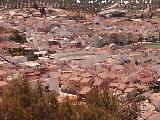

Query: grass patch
[145,43,160,49]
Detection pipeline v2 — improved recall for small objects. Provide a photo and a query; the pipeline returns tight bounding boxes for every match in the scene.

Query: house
[0,81,8,94]
[80,77,95,89]
[93,78,108,90]
[0,70,7,80]
[148,114,160,120]
[34,51,48,57]
[80,72,93,78]
[6,56,27,64]
[98,73,107,80]
[142,76,155,85]
[41,75,60,94]
[68,76,82,89]
[111,64,124,72]
[151,65,160,76]
[6,41,20,49]
[139,70,155,85]
[49,45,60,53]
[21,61,40,67]
[134,84,147,91]
[38,45,49,51]
[61,75,82,94]
[149,93,160,110]
[48,72,60,94]
[32,11,42,17]
[60,73,71,88]
[124,87,137,97]
[47,64,60,72]
[140,101,156,120]
[140,70,153,78]
[98,72,118,81]
[98,9,126,18]
[109,82,119,89]
[78,87,92,100]
[22,68,41,80]
[117,83,127,92]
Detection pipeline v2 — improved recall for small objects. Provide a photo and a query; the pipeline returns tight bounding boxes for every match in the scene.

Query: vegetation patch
[145,43,160,49]
[0,77,140,120]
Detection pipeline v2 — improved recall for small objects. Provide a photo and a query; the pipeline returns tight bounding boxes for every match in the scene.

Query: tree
[59,97,75,120]
[33,3,39,10]
[0,76,59,120]
[85,89,140,120]
[9,31,27,43]
[0,76,33,120]
[0,77,140,120]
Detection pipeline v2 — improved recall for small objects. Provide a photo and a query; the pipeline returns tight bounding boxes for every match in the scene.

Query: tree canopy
[0,76,140,120]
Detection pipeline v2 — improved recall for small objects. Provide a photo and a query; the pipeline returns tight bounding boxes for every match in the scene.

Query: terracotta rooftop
[117,84,126,91]
[0,70,7,76]
[109,82,119,88]
[59,73,71,81]
[124,87,135,93]
[98,72,117,79]
[69,77,82,82]
[93,79,103,86]
[80,77,92,83]
[79,87,91,95]
[142,76,155,84]
[80,72,93,78]
[0,81,8,87]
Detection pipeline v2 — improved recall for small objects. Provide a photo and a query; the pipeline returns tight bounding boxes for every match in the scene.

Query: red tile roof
[79,87,91,95]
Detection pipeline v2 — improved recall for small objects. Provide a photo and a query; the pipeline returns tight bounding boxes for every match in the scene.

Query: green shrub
[9,32,27,43]
[135,95,148,102]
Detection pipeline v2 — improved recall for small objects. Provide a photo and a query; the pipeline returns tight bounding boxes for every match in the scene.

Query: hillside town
[0,1,160,120]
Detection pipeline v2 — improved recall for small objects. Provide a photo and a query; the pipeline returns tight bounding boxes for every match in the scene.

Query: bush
[9,32,27,43]
[155,107,160,112]
[135,95,148,102]
[27,53,38,61]
[0,77,140,120]
[9,48,27,56]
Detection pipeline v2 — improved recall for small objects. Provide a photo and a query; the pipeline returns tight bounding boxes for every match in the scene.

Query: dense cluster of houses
[0,7,160,120]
